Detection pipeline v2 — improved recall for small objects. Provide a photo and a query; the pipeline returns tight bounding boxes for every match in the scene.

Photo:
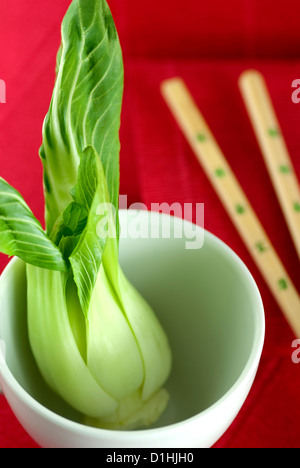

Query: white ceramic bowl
[0,210,265,448]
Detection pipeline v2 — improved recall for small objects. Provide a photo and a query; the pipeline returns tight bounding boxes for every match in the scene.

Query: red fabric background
[0,0,300,448]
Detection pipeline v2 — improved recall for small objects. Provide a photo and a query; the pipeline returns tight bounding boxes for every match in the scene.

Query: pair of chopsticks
[161,73,300,338]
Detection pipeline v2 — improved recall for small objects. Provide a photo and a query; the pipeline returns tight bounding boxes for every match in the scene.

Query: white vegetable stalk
[26,242,171,429]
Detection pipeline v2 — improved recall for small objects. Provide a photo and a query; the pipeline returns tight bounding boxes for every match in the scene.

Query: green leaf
[48,144,118,311]
[0,178,67,271]
[40,0,124,235]
[69,146,117,315]
[62,202,88,235]
[50,202,88,247]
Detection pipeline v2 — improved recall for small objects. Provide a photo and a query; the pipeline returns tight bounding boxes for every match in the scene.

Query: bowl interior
[0,210,264,429]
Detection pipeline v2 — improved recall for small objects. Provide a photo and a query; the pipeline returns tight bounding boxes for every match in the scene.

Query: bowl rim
[0,209,265,440]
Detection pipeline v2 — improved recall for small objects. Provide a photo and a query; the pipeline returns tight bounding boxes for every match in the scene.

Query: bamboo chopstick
[239,70,300,260]
[161,77,300,337]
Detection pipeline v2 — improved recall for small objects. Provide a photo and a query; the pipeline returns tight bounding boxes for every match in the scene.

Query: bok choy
[0,0,172,429]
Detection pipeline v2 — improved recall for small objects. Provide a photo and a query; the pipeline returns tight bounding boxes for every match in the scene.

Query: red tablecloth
[0,0,299,448]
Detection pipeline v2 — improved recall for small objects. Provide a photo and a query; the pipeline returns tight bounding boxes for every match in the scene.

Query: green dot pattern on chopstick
[278,278,289,290]
[215,168,226,178]
[255,242,268,253]
[235,204,246,215]
[294,202,300,212]
[196,133,206,142]
[268,128,280,138]
[279,165,291,174]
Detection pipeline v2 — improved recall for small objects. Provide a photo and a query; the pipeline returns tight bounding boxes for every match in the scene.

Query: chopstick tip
[238,69,265,89]
[160,77,185,96]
